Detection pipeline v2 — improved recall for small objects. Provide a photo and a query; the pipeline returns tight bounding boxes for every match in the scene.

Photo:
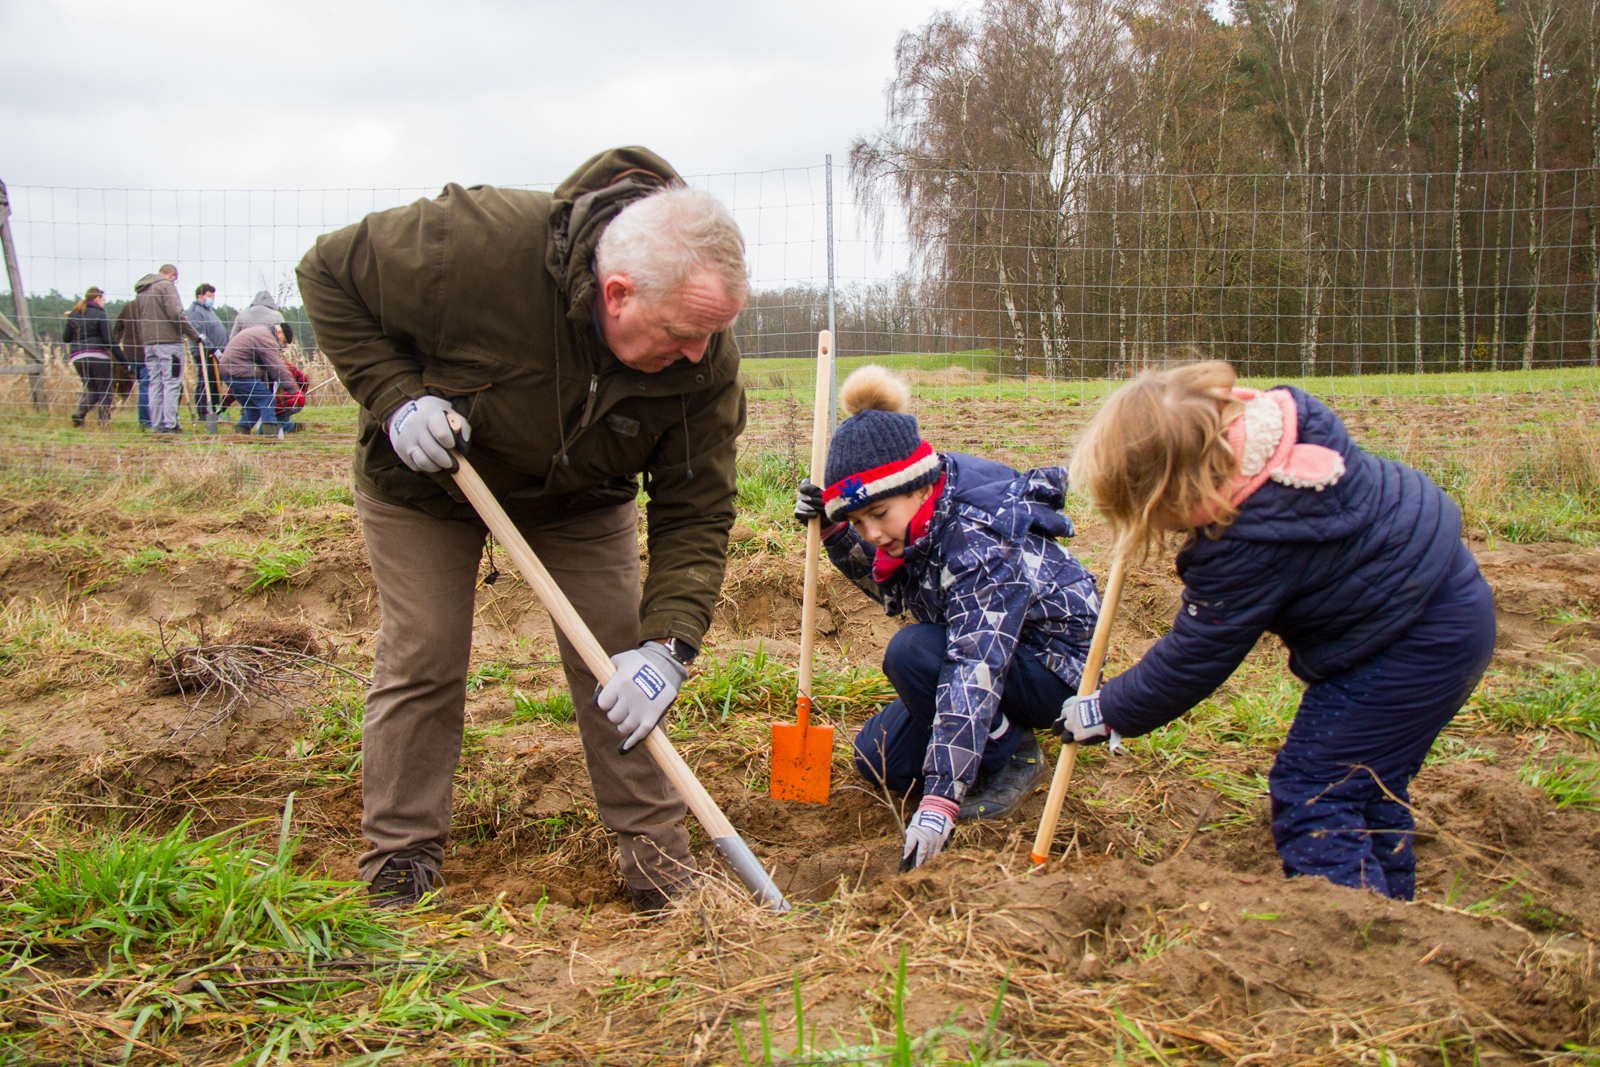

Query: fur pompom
[839,364,910,417]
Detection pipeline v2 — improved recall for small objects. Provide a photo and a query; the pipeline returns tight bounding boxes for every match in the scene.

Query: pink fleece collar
[1191,388,1345,526]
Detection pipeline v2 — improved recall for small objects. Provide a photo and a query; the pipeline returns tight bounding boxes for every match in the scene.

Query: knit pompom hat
[822,366,941,521]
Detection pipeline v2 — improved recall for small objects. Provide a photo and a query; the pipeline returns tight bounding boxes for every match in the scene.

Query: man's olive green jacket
[296,147,745,649]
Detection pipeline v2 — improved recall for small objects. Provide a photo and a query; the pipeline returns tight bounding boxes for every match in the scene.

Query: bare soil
[1,491,1598,1060]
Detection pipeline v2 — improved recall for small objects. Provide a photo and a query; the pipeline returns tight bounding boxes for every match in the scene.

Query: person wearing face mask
[186,283,230,426]
[792,365,1101,871]
[297,148,749,914]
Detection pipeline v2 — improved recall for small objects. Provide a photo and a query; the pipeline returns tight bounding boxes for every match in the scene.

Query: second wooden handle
[1029,546,1128,866]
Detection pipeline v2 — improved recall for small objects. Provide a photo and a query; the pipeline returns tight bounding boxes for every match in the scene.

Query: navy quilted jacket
[1100,387,1464,738]
[825,453,1101,800]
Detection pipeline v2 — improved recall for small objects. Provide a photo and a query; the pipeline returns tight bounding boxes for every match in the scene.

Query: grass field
[0,356,1596,1062]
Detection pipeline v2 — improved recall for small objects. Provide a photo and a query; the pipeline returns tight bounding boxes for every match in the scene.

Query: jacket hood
[1215,387,1381,544]
[941,452,1077,543]
[134,273,164,293]
[248,291,279,310]
[544,146,681,329]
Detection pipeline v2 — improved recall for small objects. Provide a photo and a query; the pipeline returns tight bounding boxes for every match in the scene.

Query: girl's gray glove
[597,642,688,753]
[1053,691,1108,744]
[899,796,959,871]
[388,396,469,472]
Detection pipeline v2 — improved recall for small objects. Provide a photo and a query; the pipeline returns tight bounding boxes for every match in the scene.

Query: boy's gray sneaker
[368,855,446,910]
[958,732,1049,820]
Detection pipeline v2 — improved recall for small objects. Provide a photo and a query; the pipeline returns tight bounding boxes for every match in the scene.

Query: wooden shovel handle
[1029,546,1128,866]
[446,445,740,842]
[796,330,833,725]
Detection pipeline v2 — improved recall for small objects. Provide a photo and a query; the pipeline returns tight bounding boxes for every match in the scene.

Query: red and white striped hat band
[822,440,939,520]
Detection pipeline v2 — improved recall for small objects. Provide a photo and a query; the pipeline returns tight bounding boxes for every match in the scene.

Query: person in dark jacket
[794,366,1100,871]
[297,147,749,912]
[112,301,150,429]
[1063,361,1496,901]
[218,323,297,435]
[62,287,125,426]
[229,290,285,337]
[186,283,230,423]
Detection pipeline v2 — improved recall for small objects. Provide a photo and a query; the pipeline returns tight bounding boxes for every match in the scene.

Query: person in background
[218,322,297,436]
[186,283,229,426]
[130,264,200,434]
[113,300,150,429]
[229,290,285,337]
[274,357,309,430]
[62,287,125,427]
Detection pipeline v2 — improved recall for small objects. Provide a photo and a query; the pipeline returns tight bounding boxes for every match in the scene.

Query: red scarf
[870,476,946,584]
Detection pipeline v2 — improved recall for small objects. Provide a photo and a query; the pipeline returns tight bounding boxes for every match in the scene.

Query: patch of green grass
[0,598,150,696]
[511,687,576,725]
[1516,754,1600,810]
[1191,674,1299,747]
[248,542,311,592]
[1477,664,1600,738]
[291,691,366,771]
[738,449,809,531]
[732,951,1041,1067]
[677,646,896,729]
[0,804,522,1062]
[468,660,514,693]
[7,808,388,964]
[118,545,172,574]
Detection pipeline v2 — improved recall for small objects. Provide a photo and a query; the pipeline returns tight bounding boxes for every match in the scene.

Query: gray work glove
[899,796,959,872]
[1053,691,1110,745]
[388,396,469,473]
[597,642,687,753]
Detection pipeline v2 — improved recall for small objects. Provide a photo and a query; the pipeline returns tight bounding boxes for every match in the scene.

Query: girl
[1062,361,1495,900]
[61,287,125,427]
[795,366,1100,870]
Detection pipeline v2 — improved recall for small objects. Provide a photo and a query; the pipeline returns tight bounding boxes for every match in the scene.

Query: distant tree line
[843,0,1600,376]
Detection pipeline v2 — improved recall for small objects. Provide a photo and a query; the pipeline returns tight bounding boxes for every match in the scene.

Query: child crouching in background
[1062,361,1495,900]
[794,366,1100,871]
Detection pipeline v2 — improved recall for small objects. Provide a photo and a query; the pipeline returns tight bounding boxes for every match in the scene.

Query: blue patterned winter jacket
[1100,387,1465,738]
[824,453,1101,801]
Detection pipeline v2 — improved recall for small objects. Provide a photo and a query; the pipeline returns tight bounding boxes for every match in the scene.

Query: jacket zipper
[579,374,598,427]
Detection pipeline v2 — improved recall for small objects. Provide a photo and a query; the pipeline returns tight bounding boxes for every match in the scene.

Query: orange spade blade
[770,696,833,804]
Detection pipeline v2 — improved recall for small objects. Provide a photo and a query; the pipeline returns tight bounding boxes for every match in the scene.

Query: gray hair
[596,186,749,307]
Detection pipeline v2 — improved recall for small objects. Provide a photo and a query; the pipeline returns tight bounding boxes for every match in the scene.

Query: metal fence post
[0,179,44,411]
[825,154,838,434]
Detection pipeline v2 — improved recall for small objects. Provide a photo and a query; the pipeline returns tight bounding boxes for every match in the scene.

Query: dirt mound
[1474,538,1600,662]
[882,851,1597,1056]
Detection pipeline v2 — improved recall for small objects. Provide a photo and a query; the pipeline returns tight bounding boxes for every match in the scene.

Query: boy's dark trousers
[852,623,1073,793]
[1270,543,1496,900]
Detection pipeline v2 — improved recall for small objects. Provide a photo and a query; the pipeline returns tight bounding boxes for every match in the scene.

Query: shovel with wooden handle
[1029,544,1128,867]
[443,416,791,911]
[770,331,836,805]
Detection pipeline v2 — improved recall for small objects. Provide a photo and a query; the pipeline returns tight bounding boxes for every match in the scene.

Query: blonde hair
[1069,360,1245,562]
[596,186,750,307]
[840,364,910,416]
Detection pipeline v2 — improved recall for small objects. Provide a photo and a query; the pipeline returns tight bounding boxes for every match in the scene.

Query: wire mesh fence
[2,164,1598,508]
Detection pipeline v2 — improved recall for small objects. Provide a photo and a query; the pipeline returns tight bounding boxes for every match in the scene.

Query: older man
[297,147,748,912]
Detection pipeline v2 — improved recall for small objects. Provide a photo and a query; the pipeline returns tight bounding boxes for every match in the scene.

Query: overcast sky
[2,0,947,299]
